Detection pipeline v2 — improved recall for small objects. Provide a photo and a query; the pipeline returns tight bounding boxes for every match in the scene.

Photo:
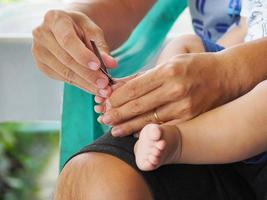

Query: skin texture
[52,11,267,199]
[54,153,153,200]
[95,20,248,135]
[134,124,182,171]
[54,35,267,198]
[95,37,267,136]
[32,0,155,96]
[134,80,267,171]
[55,81,267,196]
[98,52,228,135]
[95,35,205,134]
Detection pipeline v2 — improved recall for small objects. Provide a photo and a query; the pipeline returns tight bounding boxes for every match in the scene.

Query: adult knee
[54,152,152,200]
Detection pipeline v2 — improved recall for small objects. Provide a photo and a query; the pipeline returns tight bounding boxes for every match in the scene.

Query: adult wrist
[214,51,247,102]
[215,39,267,101]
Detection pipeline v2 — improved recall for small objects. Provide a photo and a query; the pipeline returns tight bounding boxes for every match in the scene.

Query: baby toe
[155,140,166,151]
[151,146,161,157]
[140,159,155,171]
[144,124,162,141]
[148,154,160,166]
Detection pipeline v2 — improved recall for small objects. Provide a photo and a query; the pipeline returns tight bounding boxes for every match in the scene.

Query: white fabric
[240,0,249,17]
[242,0,267,42]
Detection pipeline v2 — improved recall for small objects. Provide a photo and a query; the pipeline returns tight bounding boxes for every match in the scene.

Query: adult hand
[98,53,234,136]
[32,10,117,96]
[94,73,143,113]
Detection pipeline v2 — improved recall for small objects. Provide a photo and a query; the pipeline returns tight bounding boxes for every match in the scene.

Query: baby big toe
[148,154,160,166]
[144,124,161,140]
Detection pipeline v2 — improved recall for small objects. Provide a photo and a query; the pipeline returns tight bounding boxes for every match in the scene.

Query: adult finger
[110,111,160,137]
[101,52,117,68]
[34,59,64,80]
[33,28,110,90]
[93,73,143,106]
[78,16,117,69]
[94,105,105,113]
[108,73,143,91]
[109,98,195,136]
[114,72,143,83]
[109,69,163,107]
[35,60,93,92]
[33,42,98,94]
[94,96,106,114]
[46,10,101,69]
[154,98,195,123]
[94,96,105,104]
[67,11,117,69]
[99,84,172,125]
[94,98,113,114]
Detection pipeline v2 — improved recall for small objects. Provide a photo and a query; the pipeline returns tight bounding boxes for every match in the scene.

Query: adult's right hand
[32,10,117,96]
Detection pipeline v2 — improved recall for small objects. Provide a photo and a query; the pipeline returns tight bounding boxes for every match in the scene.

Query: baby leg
[135,80,267,170]
[134,124,182,171]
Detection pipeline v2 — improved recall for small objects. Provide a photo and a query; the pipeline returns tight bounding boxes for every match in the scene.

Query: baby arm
[217,16,247,48]
[158,17,247,66]
[178,81,267,164]
[157,34,205,64]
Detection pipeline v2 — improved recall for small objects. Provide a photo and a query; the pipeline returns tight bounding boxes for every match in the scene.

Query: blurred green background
[0,123,59,200]
[0,0,62,199]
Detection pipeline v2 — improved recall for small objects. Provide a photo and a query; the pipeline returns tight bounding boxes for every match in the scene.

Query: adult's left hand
[98,53,234,136]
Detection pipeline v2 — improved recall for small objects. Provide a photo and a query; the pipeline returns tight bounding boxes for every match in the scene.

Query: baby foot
[134,124,182,171]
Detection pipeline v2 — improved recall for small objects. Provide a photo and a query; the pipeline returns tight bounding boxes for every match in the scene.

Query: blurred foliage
[0,122,59,200]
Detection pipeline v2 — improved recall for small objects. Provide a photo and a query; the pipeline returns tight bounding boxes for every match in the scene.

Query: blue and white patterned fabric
[241,0,267,42]
[188,0,267,164]
[188,0,241,42]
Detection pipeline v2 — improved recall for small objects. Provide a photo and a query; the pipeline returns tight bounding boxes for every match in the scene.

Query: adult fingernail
[112,127,122,136]
[102,114,112,124]
[99,89,108,98]
[97,116,103,124]
[88,62,99,70]
[96,79,108,88]
[94,105,102,113]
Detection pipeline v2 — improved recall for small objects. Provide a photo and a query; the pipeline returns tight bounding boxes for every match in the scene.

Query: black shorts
[68,131,267,200]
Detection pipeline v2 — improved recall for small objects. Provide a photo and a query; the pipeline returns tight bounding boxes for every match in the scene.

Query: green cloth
[60,0,187,170]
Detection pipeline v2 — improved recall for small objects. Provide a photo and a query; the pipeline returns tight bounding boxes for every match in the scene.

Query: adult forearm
[66,0,155,50]
[217,37,267,100]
